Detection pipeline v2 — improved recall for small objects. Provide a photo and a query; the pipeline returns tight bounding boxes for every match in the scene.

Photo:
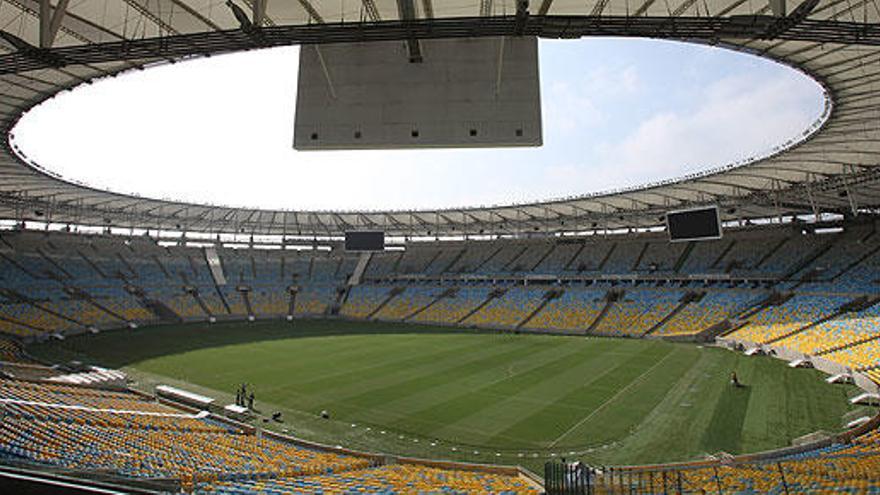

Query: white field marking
[0,398,205,418]
[548,348,680,448]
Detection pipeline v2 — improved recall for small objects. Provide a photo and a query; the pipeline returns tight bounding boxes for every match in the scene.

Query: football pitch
[30,319,861,467]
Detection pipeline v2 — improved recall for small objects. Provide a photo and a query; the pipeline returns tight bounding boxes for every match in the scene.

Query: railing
[548,449,880,495]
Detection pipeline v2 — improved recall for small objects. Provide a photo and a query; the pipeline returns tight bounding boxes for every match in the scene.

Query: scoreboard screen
[345,231,385,251]
[666,207,722,242]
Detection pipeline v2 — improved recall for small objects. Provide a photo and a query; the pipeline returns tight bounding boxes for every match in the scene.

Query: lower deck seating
[0,315,41,337]
[775,304,880,355]
[653,291,760,337]
[42,299,121,327]
[165,292,208,319]
[0,336,23,362]
[201,464,541,494]
[91,297,154,323]
[728,295,851,344]
[199,290,229,316]
[372,286,443,321]
[592,290,682,337]
[823,339,880,371]
[340,286,391,319]
[413,287,491,325]
[222,288,248,316]
[0,303,72,335]
[293,286,337,316]
[0,378,538,494]
[249,287,289,317]
[524,289,606,332]
[463,288,545,328]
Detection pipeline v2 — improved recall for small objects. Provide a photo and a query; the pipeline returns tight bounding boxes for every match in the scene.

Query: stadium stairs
[366,287,405,320]
[150,254,171,279]
[586,290,621,335]
[561,243,587,271]
[832,241,880,282]
[187,288,215,319]
[458,288,508,325]
[403,288,457,321]
[732,292,792,322]
[73,290,132,326]
[516,289,563,329]
[631,242,650,272]
[141,297,183,324]
[287,287,298,317]
[751,236,791,272]
[212,285,233,316]
[595,243,618,271]
[239,288,255,318]
[784,238,845,291]
[472,245,505,273]
[671,242,696,273]
[528,244,557,272]
[503,246,531,272]
[642,292,704,338]
[39,249,76,280]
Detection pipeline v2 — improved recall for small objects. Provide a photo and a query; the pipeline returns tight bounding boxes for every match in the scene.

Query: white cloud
[589,70,822,190]
[543,64,640,137]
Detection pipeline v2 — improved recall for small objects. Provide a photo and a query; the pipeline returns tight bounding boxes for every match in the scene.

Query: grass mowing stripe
[369,339,597,443]
[373,337,586,413]
[400,348,627,445]
[558,346,700,448]
[196,334,435,386]
[458,341,650,439]
[547,346,679,448]
[28,321,861,467]
[486,345,673,448]
[700,382,753,454]
[434,344,670,447]
[478,350,659,446]
[271,336,496,396]
[311,337,571,415]
[603,347,730,464]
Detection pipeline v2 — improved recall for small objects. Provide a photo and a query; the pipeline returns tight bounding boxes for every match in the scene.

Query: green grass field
[30,319,862,468]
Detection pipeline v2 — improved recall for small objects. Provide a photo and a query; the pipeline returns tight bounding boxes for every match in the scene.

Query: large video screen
[345,231,385,252]
[667,207,722,242]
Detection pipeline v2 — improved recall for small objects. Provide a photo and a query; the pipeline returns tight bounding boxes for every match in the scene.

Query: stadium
[0,0,879,493]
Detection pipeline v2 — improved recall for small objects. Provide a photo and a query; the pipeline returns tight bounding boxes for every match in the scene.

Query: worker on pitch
[730,371,743,388]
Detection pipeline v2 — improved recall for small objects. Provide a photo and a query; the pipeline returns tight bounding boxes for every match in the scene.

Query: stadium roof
[0,0,878,237]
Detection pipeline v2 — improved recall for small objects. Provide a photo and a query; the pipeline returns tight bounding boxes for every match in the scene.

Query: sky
[12,38,826,211]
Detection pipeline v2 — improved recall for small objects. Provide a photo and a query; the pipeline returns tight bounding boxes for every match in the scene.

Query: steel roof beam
[2,15,879,75]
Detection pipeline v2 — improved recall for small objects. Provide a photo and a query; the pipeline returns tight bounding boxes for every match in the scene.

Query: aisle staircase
[458,288,507,325]
[404,288,457,321]
[517,289,563,329]
[643,291,702,337]
[367,287,405,320]
[586,290,621,334]
[348,253,372,286]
